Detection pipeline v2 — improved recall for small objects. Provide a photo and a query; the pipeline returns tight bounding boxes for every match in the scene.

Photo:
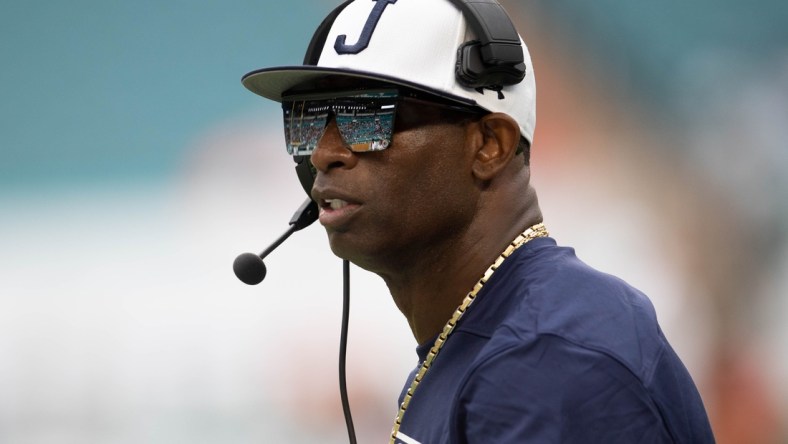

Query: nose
[310,119,359,174]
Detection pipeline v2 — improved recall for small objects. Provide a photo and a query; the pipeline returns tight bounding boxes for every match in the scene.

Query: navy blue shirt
[394,237,714,443]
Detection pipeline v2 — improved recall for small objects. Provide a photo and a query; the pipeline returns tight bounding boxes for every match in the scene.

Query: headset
[293,0,526,198]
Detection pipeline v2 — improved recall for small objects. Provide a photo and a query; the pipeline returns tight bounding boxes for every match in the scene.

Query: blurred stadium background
[1,1,786,442]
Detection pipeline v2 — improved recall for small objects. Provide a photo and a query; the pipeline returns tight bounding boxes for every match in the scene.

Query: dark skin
[309,86,543,344]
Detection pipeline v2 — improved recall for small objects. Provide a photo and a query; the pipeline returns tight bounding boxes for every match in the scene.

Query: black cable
[339,259,357,444]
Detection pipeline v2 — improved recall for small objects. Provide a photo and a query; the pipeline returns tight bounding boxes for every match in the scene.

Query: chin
[327,232,388,273]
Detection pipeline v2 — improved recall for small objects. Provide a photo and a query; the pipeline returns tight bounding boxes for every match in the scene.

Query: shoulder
[448,238,714,443]
[485,238,667,380]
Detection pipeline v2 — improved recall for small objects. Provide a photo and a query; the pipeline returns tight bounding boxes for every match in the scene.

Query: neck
[381,196,543,344]
[380,238,488,344]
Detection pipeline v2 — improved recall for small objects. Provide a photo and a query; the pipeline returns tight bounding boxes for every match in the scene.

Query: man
[241,0,715,442]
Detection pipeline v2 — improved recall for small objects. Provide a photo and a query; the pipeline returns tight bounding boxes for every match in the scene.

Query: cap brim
[241,65,477,106]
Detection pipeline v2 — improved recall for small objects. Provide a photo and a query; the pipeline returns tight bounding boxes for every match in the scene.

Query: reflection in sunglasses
[282,90,399,156]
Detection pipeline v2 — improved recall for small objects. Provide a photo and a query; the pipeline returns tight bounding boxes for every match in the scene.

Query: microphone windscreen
[233,252,267,285]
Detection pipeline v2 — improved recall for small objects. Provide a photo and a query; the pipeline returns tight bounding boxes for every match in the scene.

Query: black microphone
[233,198,319,285]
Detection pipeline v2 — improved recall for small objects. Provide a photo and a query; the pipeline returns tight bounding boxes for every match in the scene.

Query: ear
[469,113,521,181]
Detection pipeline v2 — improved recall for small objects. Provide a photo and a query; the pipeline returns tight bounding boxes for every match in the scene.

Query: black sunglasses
[281,88,485,156]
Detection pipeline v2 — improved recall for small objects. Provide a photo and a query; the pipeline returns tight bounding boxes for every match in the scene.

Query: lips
[313,191,362,228]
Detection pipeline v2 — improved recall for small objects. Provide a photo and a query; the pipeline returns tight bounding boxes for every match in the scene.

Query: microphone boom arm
[233,198,319,285]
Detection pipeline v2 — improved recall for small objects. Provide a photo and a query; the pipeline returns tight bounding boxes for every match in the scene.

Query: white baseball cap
[242,0,536,144]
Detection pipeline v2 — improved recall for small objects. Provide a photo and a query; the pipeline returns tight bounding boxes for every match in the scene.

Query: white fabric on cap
[317,0,467,94]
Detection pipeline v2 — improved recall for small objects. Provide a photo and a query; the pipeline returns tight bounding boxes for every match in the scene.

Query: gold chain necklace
[389,223,549,443]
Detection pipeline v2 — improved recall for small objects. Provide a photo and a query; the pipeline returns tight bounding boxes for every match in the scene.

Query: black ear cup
[455,40,526,90]
[450,0,526,92]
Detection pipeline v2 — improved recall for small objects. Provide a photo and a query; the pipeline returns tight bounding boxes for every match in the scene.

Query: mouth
[323,198,350,211]
[317,197,361,228]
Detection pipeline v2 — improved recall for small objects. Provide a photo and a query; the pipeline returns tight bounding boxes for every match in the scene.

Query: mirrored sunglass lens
[281,90,399,156]
[335,103,395,152]
[283,101,329,156]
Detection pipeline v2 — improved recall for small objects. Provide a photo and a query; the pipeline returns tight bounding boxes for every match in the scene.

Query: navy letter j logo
[335,0,397,54]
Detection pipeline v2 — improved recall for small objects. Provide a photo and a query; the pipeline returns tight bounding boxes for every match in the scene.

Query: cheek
[396,124,471,191]
[373,127,475,230]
